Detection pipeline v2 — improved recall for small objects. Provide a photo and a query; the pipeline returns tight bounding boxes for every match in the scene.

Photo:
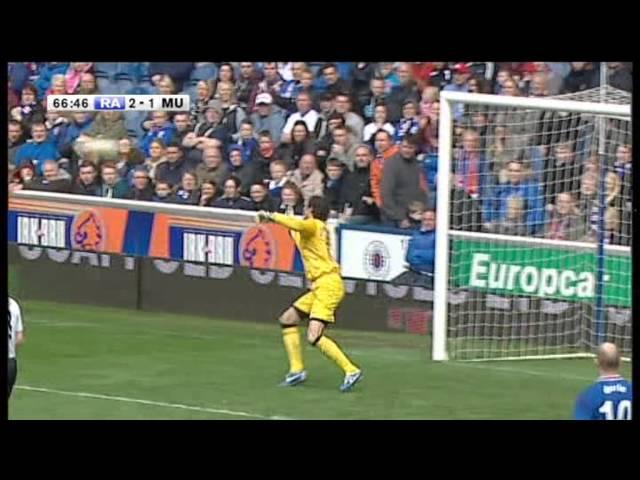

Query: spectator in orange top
[370,129,399,207]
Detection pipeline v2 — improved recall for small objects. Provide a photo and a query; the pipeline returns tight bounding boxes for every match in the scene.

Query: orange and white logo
[239,225,276,269]
[71,209,106,251]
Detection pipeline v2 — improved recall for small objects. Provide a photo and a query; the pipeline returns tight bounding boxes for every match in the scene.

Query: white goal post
[433,91,631,361]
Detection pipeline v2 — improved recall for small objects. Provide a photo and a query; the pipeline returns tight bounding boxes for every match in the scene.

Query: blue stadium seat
[308,63,324,76]
[137,78,154,91]
[313,76,328,92]
[135,63,150,84]
[117,63,149,84]
[94,63,119,80]
[190,63,218,82]
[183,86,198,101]
[97,77,119,94]
[126,86,151,95]
[139,62,150,76]
[336,62,354,82]
[116,63,133,77]
[115,78,134,94]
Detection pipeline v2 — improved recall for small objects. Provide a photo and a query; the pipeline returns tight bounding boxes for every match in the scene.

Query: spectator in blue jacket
[483,160,544,235]
[14,123,60,176]
[141,111,176,157]
[392,209,436,288]
[406,209,436,273]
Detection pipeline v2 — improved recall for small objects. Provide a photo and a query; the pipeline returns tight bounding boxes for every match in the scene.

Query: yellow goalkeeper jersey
[271,213,340,282]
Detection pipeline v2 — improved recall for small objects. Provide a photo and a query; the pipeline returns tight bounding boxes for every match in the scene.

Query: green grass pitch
[9,300,629,420]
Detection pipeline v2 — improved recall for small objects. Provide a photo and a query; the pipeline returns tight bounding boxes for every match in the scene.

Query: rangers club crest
[363,241,390,279]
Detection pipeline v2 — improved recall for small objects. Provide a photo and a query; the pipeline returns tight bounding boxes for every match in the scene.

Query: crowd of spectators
[8,62,632,254]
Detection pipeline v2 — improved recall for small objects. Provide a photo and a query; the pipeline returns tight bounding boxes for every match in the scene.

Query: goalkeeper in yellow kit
[256,196,363,392]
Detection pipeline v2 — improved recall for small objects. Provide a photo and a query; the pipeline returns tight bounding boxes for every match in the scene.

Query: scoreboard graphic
[47,94,189,112]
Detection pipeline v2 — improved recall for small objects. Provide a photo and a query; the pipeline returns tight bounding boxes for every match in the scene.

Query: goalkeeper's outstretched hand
[256,211,274,224]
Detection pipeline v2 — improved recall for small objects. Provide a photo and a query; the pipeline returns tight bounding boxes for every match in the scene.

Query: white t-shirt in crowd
[363,122,396,143]
[282,110,320,136]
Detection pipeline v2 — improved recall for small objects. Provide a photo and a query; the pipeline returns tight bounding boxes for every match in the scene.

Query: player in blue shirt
[574,342,632,420]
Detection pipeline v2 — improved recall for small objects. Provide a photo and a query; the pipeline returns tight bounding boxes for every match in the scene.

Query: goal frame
[433,91,631,362]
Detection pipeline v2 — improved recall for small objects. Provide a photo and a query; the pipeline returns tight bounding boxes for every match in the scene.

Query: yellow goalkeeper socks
[315,336,359,375]
[282,326,304,373]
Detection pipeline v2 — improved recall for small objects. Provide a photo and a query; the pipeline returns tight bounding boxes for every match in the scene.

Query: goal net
[433,87,632,361]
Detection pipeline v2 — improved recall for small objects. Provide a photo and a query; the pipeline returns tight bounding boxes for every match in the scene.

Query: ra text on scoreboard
[47,95,190,112]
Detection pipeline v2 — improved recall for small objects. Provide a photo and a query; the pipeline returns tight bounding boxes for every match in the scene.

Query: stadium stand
[7,62,633,247]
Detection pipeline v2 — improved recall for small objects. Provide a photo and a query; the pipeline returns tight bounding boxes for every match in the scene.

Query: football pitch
[9,300,629,420]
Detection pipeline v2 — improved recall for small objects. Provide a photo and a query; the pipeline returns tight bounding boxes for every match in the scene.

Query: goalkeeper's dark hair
[308,196,330,222]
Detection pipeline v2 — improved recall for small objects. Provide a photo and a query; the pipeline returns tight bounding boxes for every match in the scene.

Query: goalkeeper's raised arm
[256,210,317,235]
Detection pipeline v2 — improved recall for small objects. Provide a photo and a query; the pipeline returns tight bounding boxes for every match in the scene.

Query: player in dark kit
[574,342,632,420]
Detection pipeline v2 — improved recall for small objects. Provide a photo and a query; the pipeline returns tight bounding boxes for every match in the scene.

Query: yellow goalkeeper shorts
[293,272,345,323]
